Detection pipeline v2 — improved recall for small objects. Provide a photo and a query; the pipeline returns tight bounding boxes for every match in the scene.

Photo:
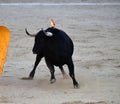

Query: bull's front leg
[45,58,56,84]
[29,54,42,79]
[21,54,42,80]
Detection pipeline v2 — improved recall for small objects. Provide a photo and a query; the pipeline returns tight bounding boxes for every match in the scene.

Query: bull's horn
[45,32,53,37]
[25,28,36,37]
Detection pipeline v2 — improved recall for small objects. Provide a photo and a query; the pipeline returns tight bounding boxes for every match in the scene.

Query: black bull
[24,27,79,88]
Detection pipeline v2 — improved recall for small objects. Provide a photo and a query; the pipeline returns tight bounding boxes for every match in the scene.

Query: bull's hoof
[74,83,80,89]
[21,77,33,80]
[50,79,56,84]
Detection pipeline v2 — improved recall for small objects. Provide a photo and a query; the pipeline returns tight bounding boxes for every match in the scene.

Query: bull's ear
[45,32,53,37]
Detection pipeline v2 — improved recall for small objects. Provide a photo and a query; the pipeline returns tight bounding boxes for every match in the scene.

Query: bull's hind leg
[67,58,79,88]
[59,66,68,79]
[45,59,56,84]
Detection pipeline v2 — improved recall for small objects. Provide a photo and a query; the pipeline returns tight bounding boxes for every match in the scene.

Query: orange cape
[0,26,10,74]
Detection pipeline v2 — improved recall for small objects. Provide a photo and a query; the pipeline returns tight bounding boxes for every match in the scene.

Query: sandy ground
[0,0,120,104]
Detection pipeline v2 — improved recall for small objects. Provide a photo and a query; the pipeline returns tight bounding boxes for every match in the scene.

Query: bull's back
[44,28,74,65]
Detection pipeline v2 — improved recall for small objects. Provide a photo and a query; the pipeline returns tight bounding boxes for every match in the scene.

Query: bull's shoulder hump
[46,28,70,37]
[46,27,73,43]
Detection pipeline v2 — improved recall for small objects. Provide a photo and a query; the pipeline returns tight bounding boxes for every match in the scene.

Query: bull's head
[25,28,53,37]
[25,28,54,54]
